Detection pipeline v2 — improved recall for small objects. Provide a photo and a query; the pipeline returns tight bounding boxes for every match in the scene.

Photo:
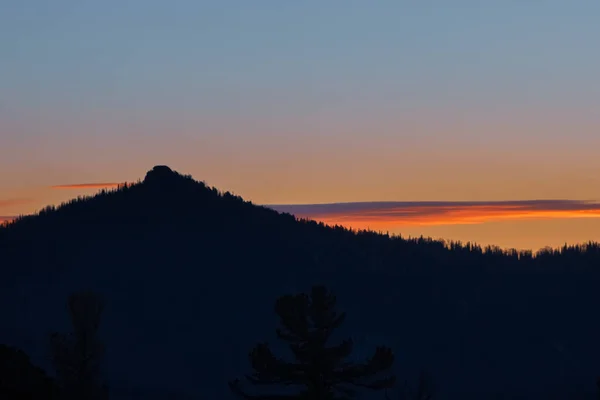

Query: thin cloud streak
[51,182,124,189]
[268,200,600,229]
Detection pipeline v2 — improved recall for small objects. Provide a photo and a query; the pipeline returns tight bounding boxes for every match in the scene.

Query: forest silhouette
[2,166,600,399]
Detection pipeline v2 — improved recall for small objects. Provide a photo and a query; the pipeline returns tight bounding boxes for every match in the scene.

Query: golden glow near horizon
[268,200,600,250]
[1,109,600,253]
[306,206,600,228]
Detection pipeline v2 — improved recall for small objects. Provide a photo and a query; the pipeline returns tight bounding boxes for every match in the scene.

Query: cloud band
[268,200,600,228]
[50,183,124,189]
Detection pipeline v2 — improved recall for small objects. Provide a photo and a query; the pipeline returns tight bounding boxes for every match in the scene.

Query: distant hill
[1,166,600,399]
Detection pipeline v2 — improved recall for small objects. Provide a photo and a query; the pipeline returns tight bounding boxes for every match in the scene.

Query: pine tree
[49,291,108,400]
[229,285,395,400]
[392,371,435,400]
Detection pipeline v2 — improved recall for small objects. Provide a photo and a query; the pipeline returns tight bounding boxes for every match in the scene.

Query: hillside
[2,166,600,399]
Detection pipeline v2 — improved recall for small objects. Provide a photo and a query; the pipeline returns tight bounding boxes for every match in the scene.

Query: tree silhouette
[49,291,108,400]
[0,344,59,399]
[409,371,434,400]
[390,371,435,400]
[229,285,395,400]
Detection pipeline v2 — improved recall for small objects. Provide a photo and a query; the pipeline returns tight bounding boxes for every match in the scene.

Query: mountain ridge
[1,166,600,399]
[4,165,600,258]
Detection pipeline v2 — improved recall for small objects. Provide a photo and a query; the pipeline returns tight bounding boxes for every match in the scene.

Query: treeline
[3,167,600,275]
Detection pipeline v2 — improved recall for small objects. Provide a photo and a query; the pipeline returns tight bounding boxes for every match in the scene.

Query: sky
[2,1,600,251]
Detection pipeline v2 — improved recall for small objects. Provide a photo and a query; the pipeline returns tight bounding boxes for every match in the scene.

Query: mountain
[2,166,600,399]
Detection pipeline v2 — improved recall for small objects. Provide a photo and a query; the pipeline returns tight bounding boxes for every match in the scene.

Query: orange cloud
[50,182,124,189]
[269,200,600,230]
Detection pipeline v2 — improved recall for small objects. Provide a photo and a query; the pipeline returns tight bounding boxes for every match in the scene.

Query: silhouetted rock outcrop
[144,165,176,184]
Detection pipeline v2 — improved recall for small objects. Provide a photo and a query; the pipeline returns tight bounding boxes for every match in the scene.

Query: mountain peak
[143,165,178,185]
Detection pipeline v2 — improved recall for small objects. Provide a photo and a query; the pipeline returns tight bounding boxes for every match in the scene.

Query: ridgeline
[1,166,600,399]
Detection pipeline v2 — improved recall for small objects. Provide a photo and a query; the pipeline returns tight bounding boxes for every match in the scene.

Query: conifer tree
[393,371,435,400]
[49,291,108,400]
[230,285,395,400]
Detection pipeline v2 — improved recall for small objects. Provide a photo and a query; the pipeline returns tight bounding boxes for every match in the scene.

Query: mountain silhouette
[2,166,600,399]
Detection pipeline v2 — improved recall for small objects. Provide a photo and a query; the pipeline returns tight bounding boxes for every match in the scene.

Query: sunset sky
[2,1,600,251]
